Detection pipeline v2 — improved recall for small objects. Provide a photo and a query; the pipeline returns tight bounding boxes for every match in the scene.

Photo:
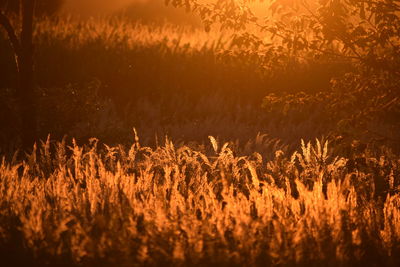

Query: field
[1,6,400,267]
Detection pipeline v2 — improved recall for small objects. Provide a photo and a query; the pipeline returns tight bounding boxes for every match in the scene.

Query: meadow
[0,13,400,266]
[1,16,366,148]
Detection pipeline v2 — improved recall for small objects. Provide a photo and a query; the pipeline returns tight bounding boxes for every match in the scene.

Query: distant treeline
[0,0,63,15]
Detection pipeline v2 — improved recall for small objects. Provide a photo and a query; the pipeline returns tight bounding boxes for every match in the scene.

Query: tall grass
[0,136,399,266]
[1,16,399,153]
[0,14,399,266]
[1,15,350,99]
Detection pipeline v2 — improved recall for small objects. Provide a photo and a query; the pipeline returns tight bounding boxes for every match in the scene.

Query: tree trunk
[17,0,37,149]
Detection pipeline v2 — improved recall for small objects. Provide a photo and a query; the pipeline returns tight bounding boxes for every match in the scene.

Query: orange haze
[62,0,148,13]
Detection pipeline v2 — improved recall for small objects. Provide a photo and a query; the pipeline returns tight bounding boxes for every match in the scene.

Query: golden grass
[0,15,399,266]
[34,15,232,51]
[1,136,399,266]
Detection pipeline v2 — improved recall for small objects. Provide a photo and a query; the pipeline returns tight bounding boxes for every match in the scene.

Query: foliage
[266,0,400,75]
[262,72,400,148]
[170,0,400,74]
[165,1,400,145]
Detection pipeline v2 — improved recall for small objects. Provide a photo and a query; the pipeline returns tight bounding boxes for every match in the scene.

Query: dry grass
[0,136,399,266]
[0,15,399,266]
[33,16,228,50]
[0,16,359,151]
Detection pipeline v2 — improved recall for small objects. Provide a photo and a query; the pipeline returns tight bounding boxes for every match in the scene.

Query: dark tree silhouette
[0,0,37,148]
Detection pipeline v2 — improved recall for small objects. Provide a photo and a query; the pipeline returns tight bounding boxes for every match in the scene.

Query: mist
[61,0,200,26]
[62,0,148,14]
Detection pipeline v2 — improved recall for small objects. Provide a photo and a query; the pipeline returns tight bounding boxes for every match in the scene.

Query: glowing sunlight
[0,0,399,266]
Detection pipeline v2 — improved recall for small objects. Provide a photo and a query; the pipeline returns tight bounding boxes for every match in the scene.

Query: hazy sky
[60,0,272,26]
[62,0,269,15]
[62,0,148,13]
[62,0,205,26]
